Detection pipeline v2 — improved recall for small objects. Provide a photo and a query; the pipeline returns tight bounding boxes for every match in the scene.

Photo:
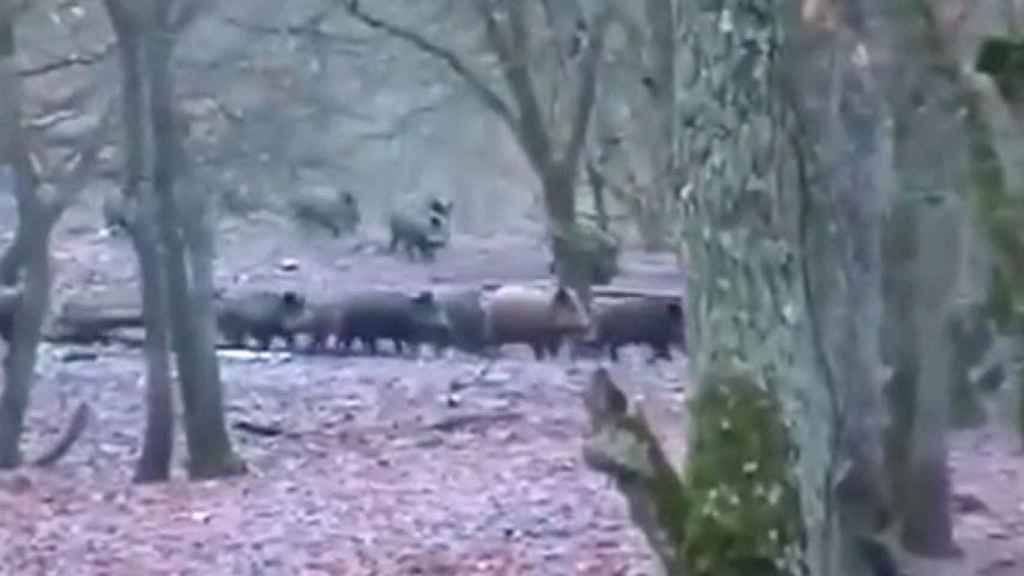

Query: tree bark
[105,0,177,483]
[900,198,962,557]
[145,9,242,480]
[679,2,838,574]
[811,3,896,571]
[0,17,52,468]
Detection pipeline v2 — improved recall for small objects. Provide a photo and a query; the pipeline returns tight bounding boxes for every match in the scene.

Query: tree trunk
[881,203,919,520]
[0,20,54,468]
[145,24,243,480]
[811,4,896,572]
[0,225,50,468]
[0,233,27,285]
[645,0,677,254]
[678,2,842,574]
[584,158,611,233]
[133,233,175,483]
[900,197,962,557]
[177,169,237,480]
[105,0,177,483]
[543,164,593,307]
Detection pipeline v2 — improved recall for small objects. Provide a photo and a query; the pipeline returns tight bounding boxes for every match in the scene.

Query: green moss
[965,84,1024,442]
[553,221,621,285]
[976,36,1024,103]
[975,37,1024,76]
[682,364,806,576]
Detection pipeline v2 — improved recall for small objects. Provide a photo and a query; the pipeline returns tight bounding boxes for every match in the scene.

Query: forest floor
[0,200,1021,575]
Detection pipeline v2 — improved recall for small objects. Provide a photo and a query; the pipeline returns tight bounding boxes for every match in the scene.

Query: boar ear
[553,286,574,306]
[282,291,303,307]
[413,290,435,305]
[666,301,683,319]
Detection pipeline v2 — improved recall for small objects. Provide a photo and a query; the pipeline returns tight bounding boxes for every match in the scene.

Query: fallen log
[479,280,682,302]
[46,302,144,344]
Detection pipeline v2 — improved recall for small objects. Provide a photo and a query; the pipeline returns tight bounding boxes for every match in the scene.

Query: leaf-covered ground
[1,204,687,575]
[3,349,687,576]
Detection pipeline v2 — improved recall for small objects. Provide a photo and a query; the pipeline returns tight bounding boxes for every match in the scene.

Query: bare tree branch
[46,100,116,217]
[220,14,364,56]
[343,0,516,129]
[476,2,550,173]
[17,40,115,78]
[169,0,208,35]
[565,7,611,173]
[352,88,458,142]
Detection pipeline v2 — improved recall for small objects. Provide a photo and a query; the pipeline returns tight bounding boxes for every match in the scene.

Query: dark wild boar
[388,211,450,261]
[290,187,361,237]
[583,297,686,362]
[426,197,454,220]
[337,289,451,356]
[425,288,488,355]
[285,300,347,352]
[215,289,307,350]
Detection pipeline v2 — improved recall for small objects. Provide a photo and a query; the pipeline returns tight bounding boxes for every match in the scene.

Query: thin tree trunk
[0,20,53,468]
[145,25,242,480]
[901,197,962,557]
[133,235,175,482]
[544,164,597,311]
[105,0,177,482]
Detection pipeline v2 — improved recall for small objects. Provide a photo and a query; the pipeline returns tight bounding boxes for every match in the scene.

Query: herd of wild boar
[214,283,686,363]
[105,189,686,363]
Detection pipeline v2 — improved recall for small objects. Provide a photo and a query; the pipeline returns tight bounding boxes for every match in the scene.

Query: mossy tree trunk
[678,1,894,574]
[679,2,830,574]
[970,33,1024,446]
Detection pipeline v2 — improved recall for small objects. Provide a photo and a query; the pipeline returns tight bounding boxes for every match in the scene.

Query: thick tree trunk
[145,27,242,480]
[679,3,841,574]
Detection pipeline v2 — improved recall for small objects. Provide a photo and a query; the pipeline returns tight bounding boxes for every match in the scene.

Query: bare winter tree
[209,3,456,219]
[342,0,614,301]
[103,0,244,481]
[583,0,907,573]
[876,0,979,558]
[0,1,107,468]
[585,0,682,250]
